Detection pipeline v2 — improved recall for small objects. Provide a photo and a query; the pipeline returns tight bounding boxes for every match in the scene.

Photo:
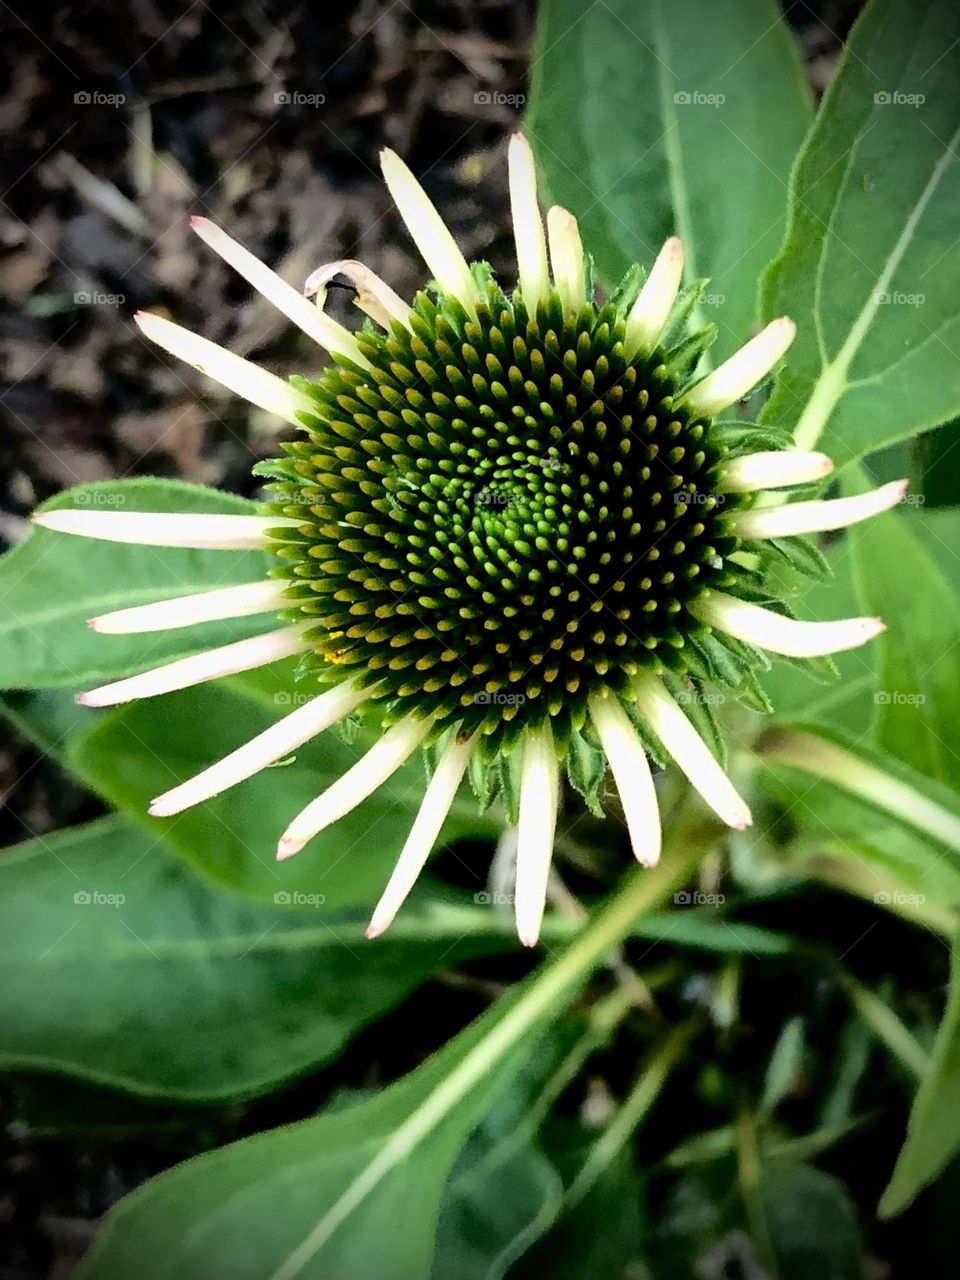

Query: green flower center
[266,277,747,754]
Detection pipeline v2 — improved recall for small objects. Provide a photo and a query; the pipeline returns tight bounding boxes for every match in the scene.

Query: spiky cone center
[266,280,748,761]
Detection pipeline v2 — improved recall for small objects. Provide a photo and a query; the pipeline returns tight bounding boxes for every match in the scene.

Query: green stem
[564,1019,695,1211]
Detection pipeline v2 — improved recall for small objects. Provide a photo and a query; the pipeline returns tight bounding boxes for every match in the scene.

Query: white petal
[149,678,370,816]
[719,450,834,493]
[588,692,661,867]
[624,237,685,357]
[366,734,474,939]
[693,590,885,658]
[32,509,291,550]
[633,673,751,830]
[303,259,412,330]
[515,722,560,947]
[135,312,314,423]
[508,133,549,313]
[78,623,311,708]
[546,206,586,312]
[90,580,290,634]
[277,715,432,859]
[190,218,367,366]
[380,149,477,312]
[729,479,907,539]
[681,317,796,418]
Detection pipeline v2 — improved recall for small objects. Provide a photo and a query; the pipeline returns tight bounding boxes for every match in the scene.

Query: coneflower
[34,134,904,945]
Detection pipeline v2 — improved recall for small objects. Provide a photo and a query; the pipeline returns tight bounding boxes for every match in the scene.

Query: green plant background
[3,0,960,1275]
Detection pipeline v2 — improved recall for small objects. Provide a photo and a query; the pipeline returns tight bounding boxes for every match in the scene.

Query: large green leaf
[757,727,960,918]
[762,0,960,464]
[0,480,274,690]
[65,676,494,908]
[0,817,508,1102]
[881,931,960,1216]
[526,0,810,359]
[849,502,960,788]
[757,1160,862,1280]
[75,845,703,1280]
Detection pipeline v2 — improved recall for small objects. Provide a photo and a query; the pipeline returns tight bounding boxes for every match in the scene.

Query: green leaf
[881,930,960,1216]
[759,1018,804,1118]
[757,727,960,917]
[74,846,703,1280]
[757,1160,863,1280]
[0,817,509,1102]
[64,677,495,909]
[761,0,960,464]
[526,0,810,359]
[848,500,960,788]
[0,480,274,690]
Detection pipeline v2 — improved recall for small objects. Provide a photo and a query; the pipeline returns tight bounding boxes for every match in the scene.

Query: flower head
[34,134,904,945]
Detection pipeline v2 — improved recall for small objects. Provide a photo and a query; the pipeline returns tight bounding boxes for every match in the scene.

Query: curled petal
[515,722,560,947]
[367,734,474,939]
[693,590,885,657]
[78,623,311,708]
[303,259,412,330]
[277,715,432,859]
[589,692,661,867]
[729,480,907,539]
[380,149,477,313]
[189,217,366,366]
[90,580,290,634]
[135,312,314,424]
[32,509,291,550]
[719,450,834,493]
[632,673,751,830]
[508,133,549,313]
[681,317,795,418]
[624,237,684,358]
[149,679,370,816]
[546,206,586,313]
